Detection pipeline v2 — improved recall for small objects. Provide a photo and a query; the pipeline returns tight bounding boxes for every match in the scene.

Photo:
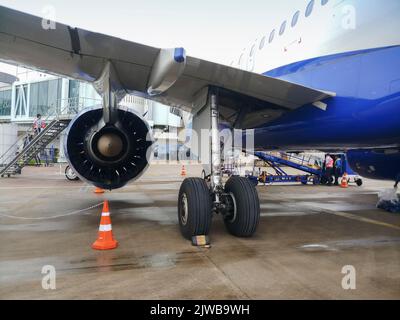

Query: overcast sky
[0,0,308,75]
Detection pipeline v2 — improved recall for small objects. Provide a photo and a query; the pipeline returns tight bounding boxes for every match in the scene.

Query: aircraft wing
[0,5,334,129]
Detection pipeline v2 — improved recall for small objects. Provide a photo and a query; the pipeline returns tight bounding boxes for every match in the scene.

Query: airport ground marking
[304,204,400,231]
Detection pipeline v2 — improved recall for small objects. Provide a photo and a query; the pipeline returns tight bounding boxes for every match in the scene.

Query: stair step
[0,119,71,177]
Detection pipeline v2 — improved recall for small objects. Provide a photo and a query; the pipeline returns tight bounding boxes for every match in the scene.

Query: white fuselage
[232,0,400,73]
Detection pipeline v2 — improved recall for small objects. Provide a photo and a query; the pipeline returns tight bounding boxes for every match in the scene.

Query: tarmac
[0,164,399,299]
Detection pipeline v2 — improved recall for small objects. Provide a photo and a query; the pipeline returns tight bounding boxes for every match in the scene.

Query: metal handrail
[278,152,322,168]
[0,97,100,166]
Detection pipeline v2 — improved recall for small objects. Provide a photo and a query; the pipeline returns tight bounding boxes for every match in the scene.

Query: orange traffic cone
[92,201,118,250]
[94,187,104,194]
[340,173,349,188]
[181,165,187,177]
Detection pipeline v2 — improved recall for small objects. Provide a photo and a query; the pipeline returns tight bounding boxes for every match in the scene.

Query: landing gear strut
[178,89,260,240]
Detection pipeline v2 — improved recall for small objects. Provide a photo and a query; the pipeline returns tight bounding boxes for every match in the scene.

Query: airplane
[0,0,399,241]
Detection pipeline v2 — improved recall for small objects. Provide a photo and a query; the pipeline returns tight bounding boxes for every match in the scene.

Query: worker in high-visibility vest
[33,113,45,135]
[325,154,334,186]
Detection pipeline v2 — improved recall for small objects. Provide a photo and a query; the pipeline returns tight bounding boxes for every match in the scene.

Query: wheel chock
[191,235,210,247]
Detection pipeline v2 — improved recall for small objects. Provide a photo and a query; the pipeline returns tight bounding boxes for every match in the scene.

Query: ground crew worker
[23,134,32,148]
[325,154,334,186]
[334,156,342,186]
[33,114,44,135]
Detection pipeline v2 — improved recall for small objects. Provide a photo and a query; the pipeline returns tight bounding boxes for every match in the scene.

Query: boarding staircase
[0,99,83,177]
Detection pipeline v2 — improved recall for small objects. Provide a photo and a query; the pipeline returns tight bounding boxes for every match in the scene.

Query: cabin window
[321,0,329,5]
[238,53,243,66]
[305,0,315,17]
[250,44,255,57]
[291,10,300,27]
[269,29,275,43]
[259,36,266,50]
[279,21,287,35]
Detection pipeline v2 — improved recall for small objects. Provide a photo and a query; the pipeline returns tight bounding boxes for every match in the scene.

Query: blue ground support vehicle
[248,152,363,187]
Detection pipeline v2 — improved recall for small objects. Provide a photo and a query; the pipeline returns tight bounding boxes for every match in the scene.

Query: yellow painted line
[303,203,400,231]
[327,210,400,231]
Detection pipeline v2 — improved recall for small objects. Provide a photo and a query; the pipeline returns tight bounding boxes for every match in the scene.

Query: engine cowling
[64,106,154,189]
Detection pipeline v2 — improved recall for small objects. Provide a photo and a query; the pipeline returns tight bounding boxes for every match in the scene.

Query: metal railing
[0,97,100,167]
[278,152,323,169]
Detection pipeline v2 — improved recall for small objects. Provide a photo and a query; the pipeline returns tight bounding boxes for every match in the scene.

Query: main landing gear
[178,89,260,240]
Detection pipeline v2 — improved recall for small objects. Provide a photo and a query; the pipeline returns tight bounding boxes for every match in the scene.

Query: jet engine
[64,106,154,189]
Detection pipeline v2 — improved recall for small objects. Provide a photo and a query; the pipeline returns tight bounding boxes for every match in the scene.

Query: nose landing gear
[222,176,260,237]
[178,178,212,240]
[177,88,260,241]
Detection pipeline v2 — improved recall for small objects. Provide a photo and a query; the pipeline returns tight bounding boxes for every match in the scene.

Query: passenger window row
[258,0,328,51]
[233,0,329,68]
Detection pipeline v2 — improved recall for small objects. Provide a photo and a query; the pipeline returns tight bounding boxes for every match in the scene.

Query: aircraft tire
[178,178,212,240]
[65,165,79,181]
[223,176,260,237]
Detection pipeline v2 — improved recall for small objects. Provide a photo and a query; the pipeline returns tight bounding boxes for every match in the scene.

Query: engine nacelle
[64,106,154,189]
[347,149,400,181]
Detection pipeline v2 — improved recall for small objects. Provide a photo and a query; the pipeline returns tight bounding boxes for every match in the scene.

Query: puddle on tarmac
[299,244,338,252]
[117,207,176,225]
[63,250,204,274]
[0,256,66,284]
[104,193,155,205]
[261,211,318,217]
[299,236,400,252]
[0,221,73,232]
[279,192,360,200]
[289,201,374,212]
[0,250,205,286]
[139,183,181,190]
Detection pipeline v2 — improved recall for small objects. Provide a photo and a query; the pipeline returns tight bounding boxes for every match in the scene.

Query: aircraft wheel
[65,165,79,181]
[356,178,363,187]
[223,176,260,237]
[201,169,207,180]
[178,178,212,240]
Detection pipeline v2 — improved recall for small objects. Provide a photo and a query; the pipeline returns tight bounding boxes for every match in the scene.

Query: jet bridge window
[0,89,11,116]
[269,29,275,43]
[259,36,266,50]
[279,21,287,35]
[291,10,300,27]
[305,0,315,17]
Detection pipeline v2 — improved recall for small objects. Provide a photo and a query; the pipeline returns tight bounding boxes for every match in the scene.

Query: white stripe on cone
[99,224,112,232]
[102,212,110,216]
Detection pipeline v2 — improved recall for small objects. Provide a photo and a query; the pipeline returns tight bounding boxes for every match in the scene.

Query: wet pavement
[0,164,399,299]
